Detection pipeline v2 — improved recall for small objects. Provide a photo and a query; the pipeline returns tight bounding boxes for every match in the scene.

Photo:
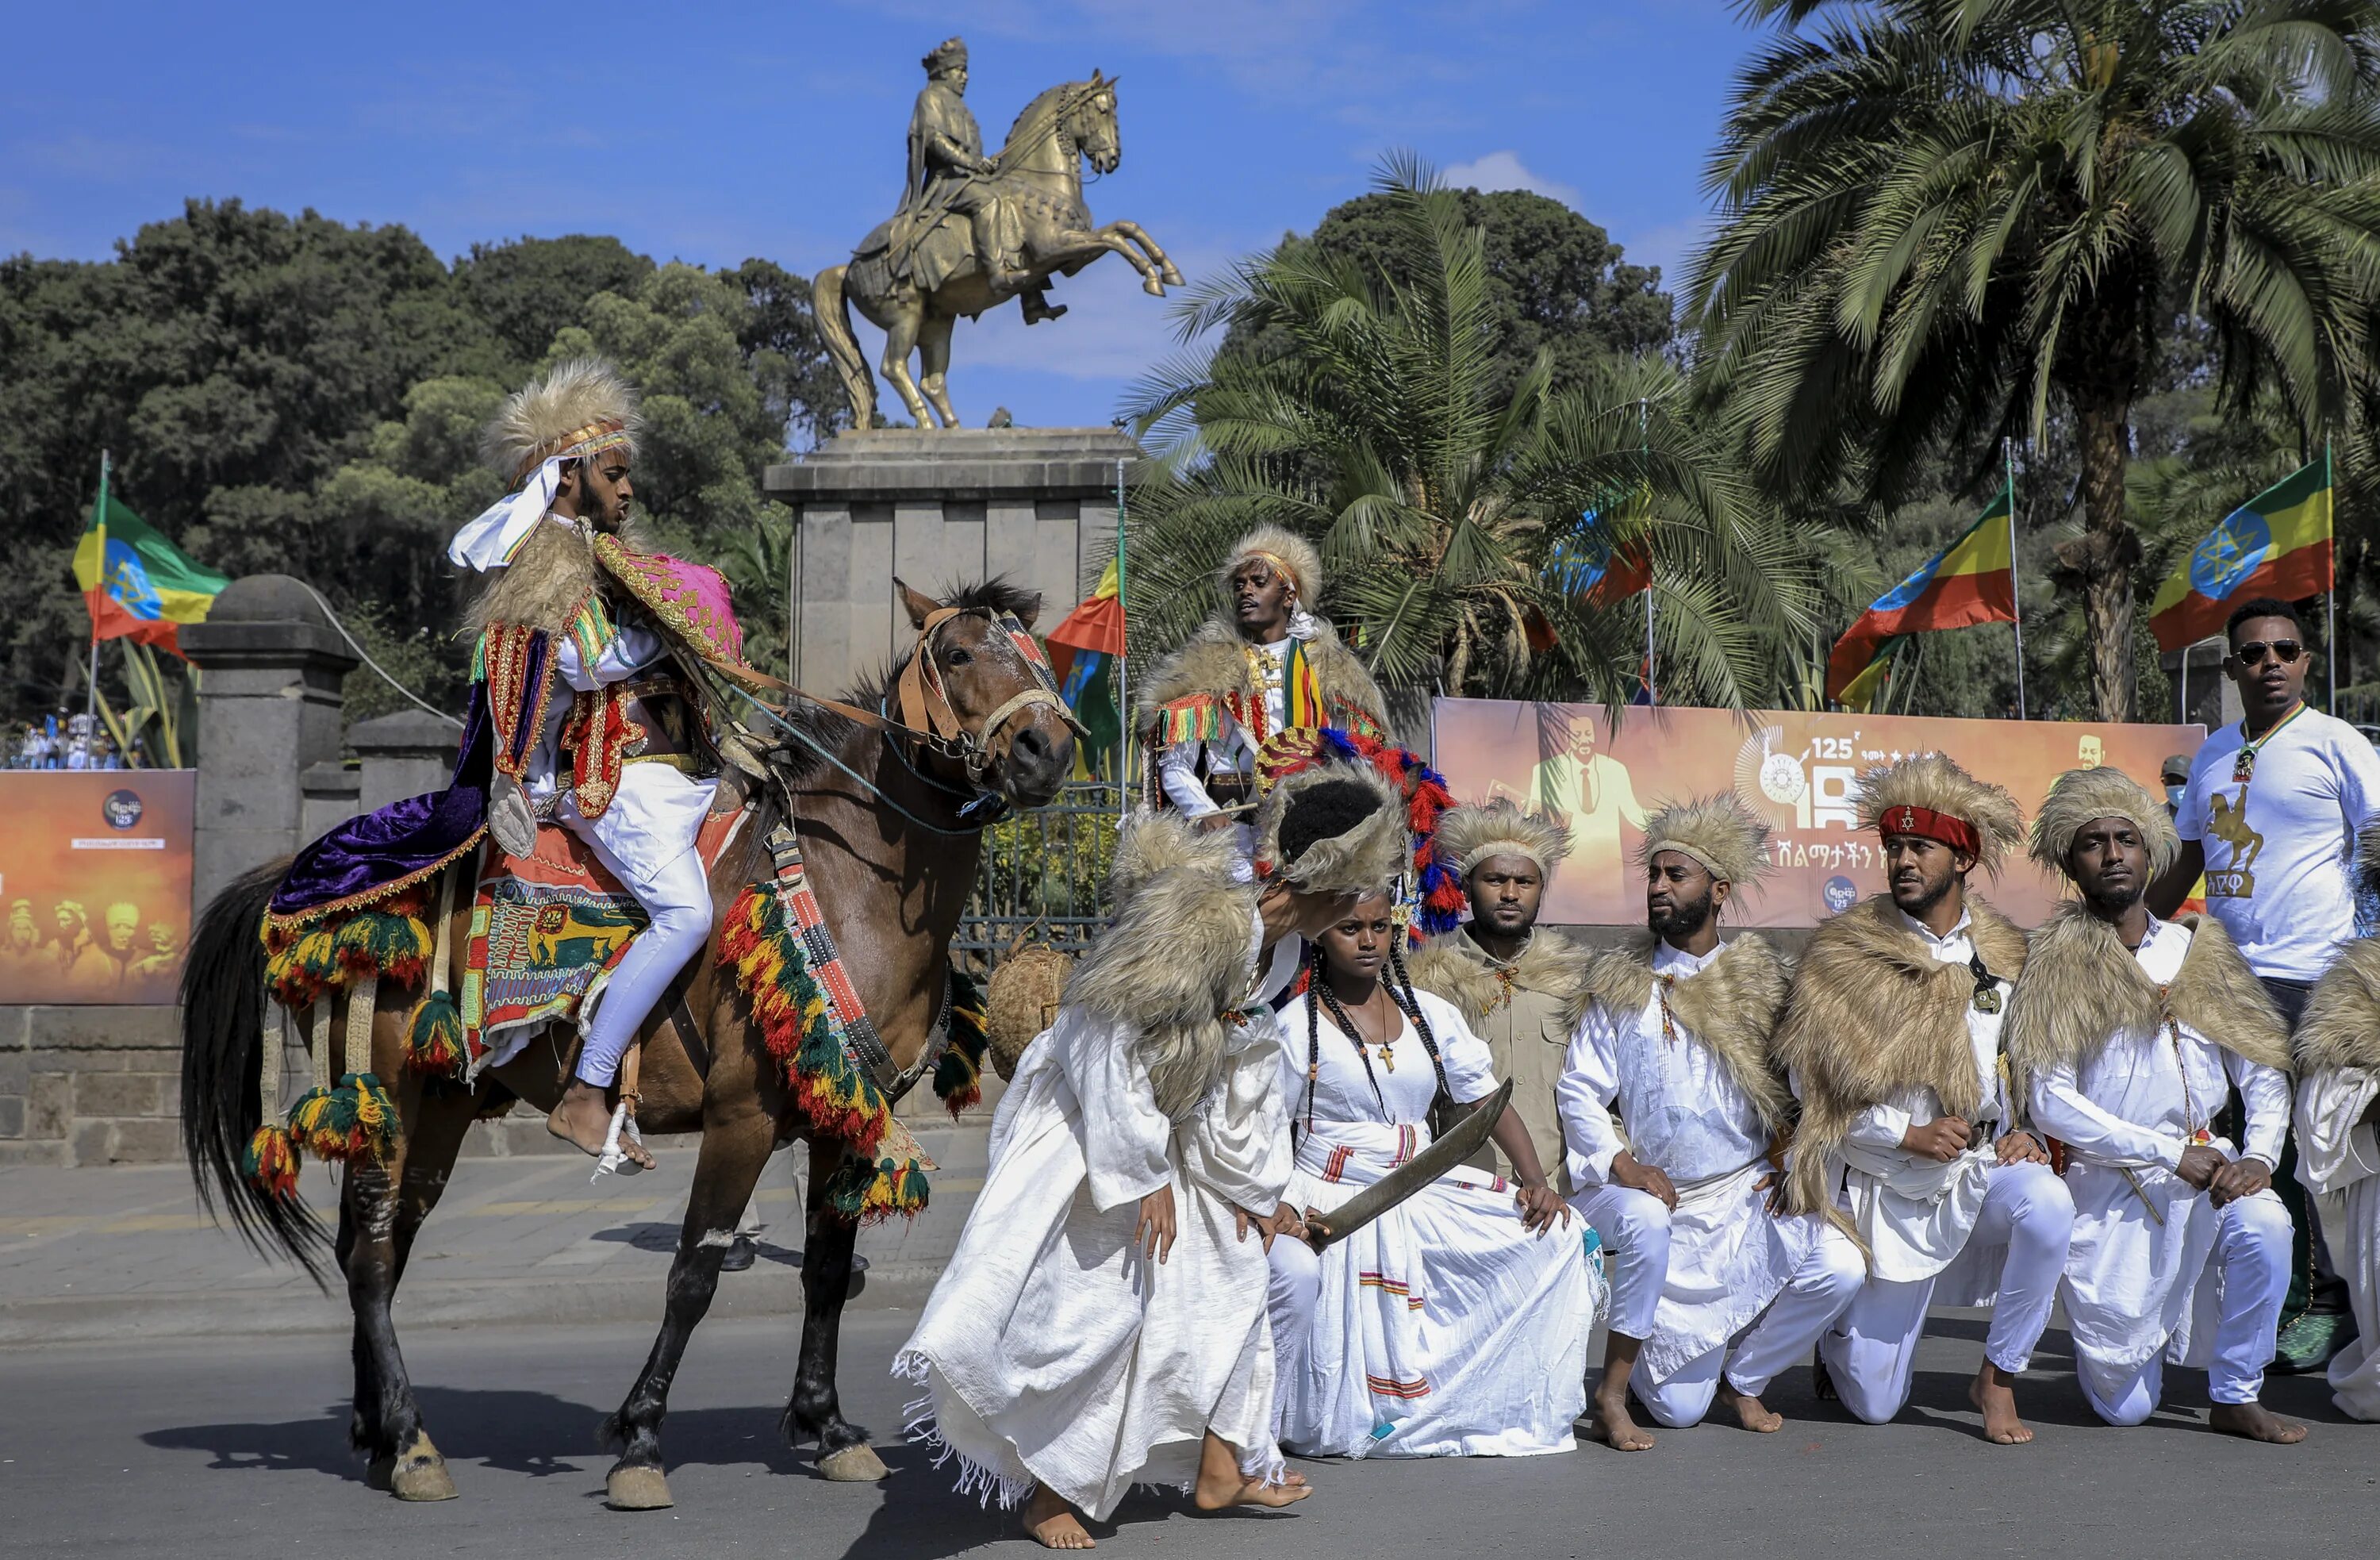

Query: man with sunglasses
[2155,596,2380,1374]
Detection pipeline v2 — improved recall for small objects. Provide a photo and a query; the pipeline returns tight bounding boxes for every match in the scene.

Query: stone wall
[0,1005,182,1166]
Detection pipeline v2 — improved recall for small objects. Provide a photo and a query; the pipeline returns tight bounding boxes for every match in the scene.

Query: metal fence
[954,780,1123,971]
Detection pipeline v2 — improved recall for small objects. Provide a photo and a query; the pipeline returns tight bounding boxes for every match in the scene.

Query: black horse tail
[180,858,328,1279]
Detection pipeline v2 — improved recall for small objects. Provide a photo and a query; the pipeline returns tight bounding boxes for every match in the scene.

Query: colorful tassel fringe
[262,891,432,1008]
[820,1151,936,1224]
[934,968,989,1117]
[718,884,894,1163]
[283,1073,399,1162]
[404,991,466,1080]
[242,1124,301,1198]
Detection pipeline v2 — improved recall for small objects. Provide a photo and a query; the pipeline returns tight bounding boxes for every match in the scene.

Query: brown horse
[181,578,1073,1508]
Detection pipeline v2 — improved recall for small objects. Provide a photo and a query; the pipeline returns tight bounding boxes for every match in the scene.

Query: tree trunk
[2065,397,2142,723]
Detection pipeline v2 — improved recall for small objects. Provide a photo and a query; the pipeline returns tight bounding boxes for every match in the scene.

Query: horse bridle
[892,605,1084,786]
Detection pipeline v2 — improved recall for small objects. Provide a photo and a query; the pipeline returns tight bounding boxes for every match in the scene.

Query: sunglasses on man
[2232,639,2304,666]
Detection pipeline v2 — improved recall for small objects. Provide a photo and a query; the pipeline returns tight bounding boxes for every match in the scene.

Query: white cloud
[1440,150,1580,209]
[1615,217,1709,280]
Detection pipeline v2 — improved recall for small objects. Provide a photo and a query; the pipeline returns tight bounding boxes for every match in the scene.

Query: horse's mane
[1000,80,1088,156]
[767,576,1045,787]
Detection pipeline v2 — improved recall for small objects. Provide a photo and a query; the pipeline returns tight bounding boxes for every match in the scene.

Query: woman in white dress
[1265,893,1593,1458]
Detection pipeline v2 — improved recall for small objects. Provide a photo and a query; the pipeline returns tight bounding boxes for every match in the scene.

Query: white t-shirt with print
[2178,705,2380,982]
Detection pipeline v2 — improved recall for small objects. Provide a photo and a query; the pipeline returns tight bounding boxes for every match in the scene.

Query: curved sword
[1303,1079,1515,1250]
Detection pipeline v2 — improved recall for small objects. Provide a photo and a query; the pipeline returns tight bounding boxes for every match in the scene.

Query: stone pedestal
[350,708,463,813]
[765,428,1143,699]
[179,575,357,910]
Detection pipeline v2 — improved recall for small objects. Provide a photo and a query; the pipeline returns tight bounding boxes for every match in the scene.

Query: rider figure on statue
[1138,526,1392,872]
[900,37,1058,324]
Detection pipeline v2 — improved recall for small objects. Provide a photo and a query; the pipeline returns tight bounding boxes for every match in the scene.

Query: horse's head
[894,578,1077,809]
[1062,71,1120,175]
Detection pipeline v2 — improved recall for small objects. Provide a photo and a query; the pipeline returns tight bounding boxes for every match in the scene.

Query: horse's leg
[785,1139,887,1481]
[598,1109,773,1511]
[877,302,935,428]
[917,313,961,432]
[1102,220,1185,286]
[344,1118,457,1499]
[1050,228,1165,295]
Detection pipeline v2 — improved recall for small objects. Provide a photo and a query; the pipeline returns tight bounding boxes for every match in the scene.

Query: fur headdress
[1641,793,1772,889]
[2029,766,2180,881]
[482,358,640,485]
[1220,524,1323,608]
[1253,761,1407,900]
[1436,799,1569,879]
[1064,812,1259,1118]
[1856,752,2025,875]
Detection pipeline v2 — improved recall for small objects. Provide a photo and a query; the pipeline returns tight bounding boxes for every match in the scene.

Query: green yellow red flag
[70,485,227,658]
[2148,459,2332,651]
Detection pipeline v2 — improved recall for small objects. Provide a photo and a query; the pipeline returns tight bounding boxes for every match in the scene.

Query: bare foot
[547,1080,653,1169]
[1969,1362,2033,1446]
[1192,1432,1311,1511]
[1716,1381,1783,1433]
[2209,1401,2309,1444]
[1024,1485,1094,1549]
[1592,1380,1656,1450]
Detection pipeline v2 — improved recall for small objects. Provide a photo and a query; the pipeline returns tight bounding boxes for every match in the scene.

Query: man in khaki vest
[1407,800,1583,1185]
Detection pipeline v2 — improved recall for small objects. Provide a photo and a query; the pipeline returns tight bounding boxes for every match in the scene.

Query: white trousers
[1633,1227,1865,1428]
[1820,1160,2073,1424]
[2077,1192,2291,1424]
[1571,1183,1669,1342]
[563,767,716,1088]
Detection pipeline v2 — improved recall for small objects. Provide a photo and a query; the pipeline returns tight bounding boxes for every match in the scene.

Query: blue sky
[3,0,1766,435]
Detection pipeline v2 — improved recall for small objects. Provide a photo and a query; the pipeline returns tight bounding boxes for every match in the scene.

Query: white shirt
[524,622,667,797]
[1276,988,1499,1130]
[2029,915,2291,1171]
[1559,939,1771,1189]
[2178,704,2380,982]
[1841,907,2011,1151]
[1157,635,1292,820]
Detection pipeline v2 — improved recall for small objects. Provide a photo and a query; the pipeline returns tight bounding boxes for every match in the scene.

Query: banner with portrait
[1430,699,2206,927]
[0,770,195,1005]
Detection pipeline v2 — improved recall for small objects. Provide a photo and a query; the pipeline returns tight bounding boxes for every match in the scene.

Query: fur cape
[1772,894,2027,1219]
[1062,813,1259,1120]
[1407,926,1592,1032]
[1581,935,1795,1130]
[1251,759,1408,900]
[1134,617,1388,735]
[2297,936,2380,1078]
[2003,903,2292,1084]
[467,513,658,637]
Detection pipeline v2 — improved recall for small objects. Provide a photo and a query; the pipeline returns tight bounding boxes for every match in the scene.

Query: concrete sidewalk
[0,1118,990,1345]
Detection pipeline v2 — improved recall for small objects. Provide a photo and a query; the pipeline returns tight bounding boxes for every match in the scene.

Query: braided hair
[1299,924,1453,1138]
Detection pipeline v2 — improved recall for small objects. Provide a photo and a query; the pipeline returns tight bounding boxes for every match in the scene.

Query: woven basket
[984,944,1075,1081]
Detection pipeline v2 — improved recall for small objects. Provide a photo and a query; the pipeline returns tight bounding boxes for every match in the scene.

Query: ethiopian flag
[1045,561,1126,773]
[2148,459,2332,651]
[1825,487,2017,704]
[71,485,228,658]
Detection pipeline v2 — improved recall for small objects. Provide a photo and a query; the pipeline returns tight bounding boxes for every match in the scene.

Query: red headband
[1876,804,1979,858]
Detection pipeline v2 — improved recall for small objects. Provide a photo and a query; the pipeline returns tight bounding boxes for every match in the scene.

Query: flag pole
[86,450,110,724]
[2326,440,2337,717]
[1640,398,1655,707]
[2006,436,2026,721]
[1113,451,1130,817]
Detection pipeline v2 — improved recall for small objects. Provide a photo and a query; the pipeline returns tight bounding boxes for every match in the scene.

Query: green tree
[1126,159,1812,708]
[1691,0,2380,721]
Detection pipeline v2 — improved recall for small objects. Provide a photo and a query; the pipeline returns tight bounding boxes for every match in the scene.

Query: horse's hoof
[389,1435,459,1502]
[817,1443,890,1482]
[1142,277,1166,298]
[1160,264,1184,286]
[605,1462,675,1511]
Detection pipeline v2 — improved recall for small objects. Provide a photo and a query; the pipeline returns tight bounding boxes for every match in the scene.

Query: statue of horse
[816,72,1182,429]
[181,579,1074,1508]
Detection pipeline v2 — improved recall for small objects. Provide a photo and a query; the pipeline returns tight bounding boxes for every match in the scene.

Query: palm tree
[1123,158,1813,710]
[1691,0,2380,720]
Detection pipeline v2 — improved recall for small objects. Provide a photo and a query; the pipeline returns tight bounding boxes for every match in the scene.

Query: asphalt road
[6,1308,2374,1558]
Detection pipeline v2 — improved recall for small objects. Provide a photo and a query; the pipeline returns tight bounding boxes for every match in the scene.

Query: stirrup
[593,1096,647,1181]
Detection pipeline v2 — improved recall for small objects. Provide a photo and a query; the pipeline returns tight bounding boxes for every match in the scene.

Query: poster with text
[0,770,195,1005]
[1430,700,2205,927]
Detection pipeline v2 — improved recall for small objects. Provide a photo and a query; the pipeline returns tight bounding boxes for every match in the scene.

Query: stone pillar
[766,428,1142,698]
[350,709,463,813]
[179,575,357,911]
[299,762,361,846]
